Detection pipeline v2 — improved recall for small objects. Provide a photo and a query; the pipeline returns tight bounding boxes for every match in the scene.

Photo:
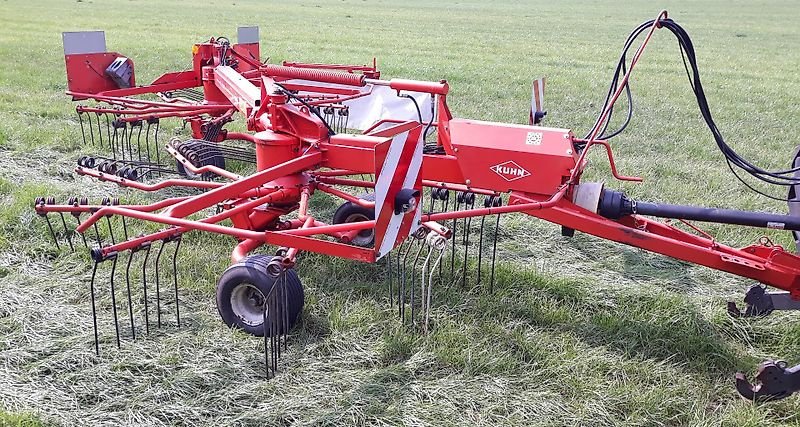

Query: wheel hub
[230,283,267,327]
[345,212,374,246]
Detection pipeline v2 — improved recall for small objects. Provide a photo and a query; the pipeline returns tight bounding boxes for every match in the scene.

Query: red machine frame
[37,10,800,401]
[40,12,800,301]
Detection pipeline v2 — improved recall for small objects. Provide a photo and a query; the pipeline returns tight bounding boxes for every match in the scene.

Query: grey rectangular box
[237,26,259,44]
[63,31,106,55]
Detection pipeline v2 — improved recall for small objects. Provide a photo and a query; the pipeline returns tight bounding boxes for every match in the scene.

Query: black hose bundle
[585,17,797,200]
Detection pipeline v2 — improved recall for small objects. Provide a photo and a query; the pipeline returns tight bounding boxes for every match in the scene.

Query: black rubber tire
[216,255,304,337]
[332,193,376,247]
[176,143,226,178]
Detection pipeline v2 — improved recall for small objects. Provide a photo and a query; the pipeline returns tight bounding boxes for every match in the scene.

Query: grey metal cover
[62,31,106,55]
[237,26,259,44]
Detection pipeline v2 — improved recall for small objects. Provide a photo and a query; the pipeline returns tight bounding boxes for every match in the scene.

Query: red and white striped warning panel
[373,124,424,259]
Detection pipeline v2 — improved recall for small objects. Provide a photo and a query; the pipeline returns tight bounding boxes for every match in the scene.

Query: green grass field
[3,0,800,425]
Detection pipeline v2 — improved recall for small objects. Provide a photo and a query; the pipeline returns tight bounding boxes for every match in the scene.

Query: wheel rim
[345,212,374,246]
[230,283,266,327]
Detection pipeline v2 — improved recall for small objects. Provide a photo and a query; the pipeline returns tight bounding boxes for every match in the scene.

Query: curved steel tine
[282,271,289,351]
[396,239,411,314]
[76,220,88,248]
[261,297,275,379]
[461,194,475,288]
[127,122,134,160]
[104,216,115,245]
[426,244,447,332]
[43,214,60,250]
[69,201,89,248]
[120,215,129,241]
[420,243,434,330]
[281,270,289,356]
[410,238,426,325]
[124,251,136,340]
[109,254,121,348]
[141,243,152,334]
[154,240,167,328]
[134,121,143,161]
[102,113,110,152]
[110,117,119,160]
[125,121,132,160]
[89,260,101,355]
[400,239,416,321]
[78,111,89,146]
[93,112,102,149]
[84,111,97,147]
[91,221,102,246]
[477,215,486,288]
[153,119,161,169]
[394,242,403,310]
[123,122,131,160]
[269,280,278,374]
[438,189,450,281]
[490,196,503,293]
[273,270,282,359]
[386,252,393,307]
[450,194,462,281]
[171,235,182,327]
[144,120,152,163]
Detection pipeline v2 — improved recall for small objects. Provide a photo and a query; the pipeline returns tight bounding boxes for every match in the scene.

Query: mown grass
[3,0,800,425]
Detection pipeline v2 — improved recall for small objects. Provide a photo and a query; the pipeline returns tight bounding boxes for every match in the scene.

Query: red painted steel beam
[214,65,261,116]
[164,152,322,218]
[76,167,223,191]
[512,192,800,295]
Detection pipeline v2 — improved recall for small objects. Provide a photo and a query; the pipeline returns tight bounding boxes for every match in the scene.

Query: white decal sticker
[525,131,543,145]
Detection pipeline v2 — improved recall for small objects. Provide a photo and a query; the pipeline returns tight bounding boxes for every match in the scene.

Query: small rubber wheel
[332,193,376,247]
[176,143,226,178]
[216,255,304,337]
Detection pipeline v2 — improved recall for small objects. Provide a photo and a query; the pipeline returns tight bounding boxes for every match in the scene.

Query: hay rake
[32,12,800,399]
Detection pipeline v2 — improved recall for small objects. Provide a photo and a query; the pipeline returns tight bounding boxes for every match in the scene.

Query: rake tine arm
[281,217,314,264]
[314,176,375,188]
[422,181,497,197]
[72,94,232,111]
[35,197,192,221]
[421,186,569,223]
[80,190,295,259]
[163,152,321,218]
[232,238,265,264]
[77,188,292,235]
[314,183,376,208]
[80,109,230,123]
[311,169,360,177]
[165,144,242,181]
[76,167,223,191]
[421,221,451,238]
